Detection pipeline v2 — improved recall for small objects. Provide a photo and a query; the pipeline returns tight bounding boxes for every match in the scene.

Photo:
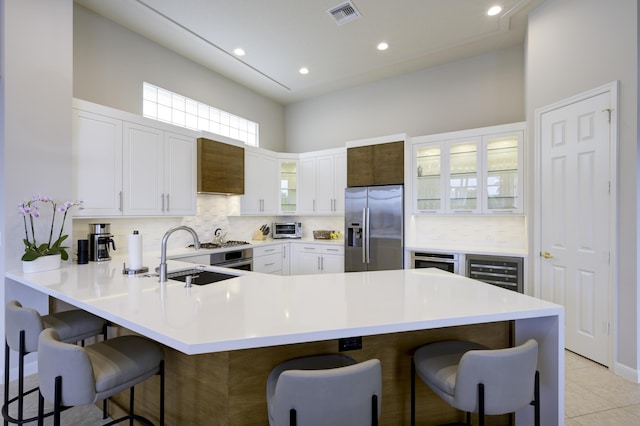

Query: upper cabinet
[241,148,279,215]
[73,100,197,217]
[279,155,298,214]
[197,137,244,195]
[411,122,524,215]
[298,148,346,215]
[347,141,404,187]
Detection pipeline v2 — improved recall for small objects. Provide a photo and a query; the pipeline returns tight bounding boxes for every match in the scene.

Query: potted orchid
[19,195,84,268]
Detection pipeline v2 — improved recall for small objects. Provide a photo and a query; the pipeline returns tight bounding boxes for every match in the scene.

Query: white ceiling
[74,0,543,105]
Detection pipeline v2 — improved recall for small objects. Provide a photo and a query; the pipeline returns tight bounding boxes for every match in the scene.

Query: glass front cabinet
[412,123,524,215]
[279,158,298,214]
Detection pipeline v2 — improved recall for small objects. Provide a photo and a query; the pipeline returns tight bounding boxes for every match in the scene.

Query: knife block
[252,230,267,241]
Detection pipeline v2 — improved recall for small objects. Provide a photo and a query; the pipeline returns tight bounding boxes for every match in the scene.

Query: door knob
[540,251,553,259]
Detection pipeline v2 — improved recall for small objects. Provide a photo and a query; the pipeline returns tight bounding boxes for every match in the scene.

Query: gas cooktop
[187,240,251,249]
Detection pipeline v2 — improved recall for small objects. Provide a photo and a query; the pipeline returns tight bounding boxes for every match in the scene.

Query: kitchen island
[5,257,563,425]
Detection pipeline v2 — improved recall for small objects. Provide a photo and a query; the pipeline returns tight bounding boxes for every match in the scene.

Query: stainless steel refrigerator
[345,184,404,272]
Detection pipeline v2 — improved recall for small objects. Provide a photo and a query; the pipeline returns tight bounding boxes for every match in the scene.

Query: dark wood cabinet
[197,138,244,194]
[347,141,404,187]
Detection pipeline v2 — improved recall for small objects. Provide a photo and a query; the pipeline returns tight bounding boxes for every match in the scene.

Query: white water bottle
[128,230,143,270]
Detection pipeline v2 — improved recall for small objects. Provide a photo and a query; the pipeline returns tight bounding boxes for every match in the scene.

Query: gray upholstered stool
[411,339,539,426]
[3,300,107,425]
[37,328,164,426]
[267,354,382,426]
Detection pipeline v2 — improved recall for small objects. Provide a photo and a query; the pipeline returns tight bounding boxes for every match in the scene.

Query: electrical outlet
[338,336,362,351]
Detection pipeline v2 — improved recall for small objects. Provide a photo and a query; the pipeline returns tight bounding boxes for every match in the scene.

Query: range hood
[197,138,245,195]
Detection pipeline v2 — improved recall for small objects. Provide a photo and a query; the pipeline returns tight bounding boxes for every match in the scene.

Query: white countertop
[6,255,561,355]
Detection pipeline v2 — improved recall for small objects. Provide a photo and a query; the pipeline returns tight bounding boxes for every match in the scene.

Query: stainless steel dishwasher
[465,254,523,293]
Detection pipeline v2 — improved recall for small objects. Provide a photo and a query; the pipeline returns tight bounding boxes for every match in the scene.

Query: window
[143,82,259,147]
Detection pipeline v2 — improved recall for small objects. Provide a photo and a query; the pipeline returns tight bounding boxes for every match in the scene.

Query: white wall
[285,46,525,152]
[1,0,74,381]
[73,4,286,152]
[526,0,638,374]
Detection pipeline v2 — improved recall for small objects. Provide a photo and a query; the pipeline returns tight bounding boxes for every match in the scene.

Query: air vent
[328,1,361,25]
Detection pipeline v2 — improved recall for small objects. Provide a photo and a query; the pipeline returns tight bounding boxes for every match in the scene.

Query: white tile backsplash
[72,194,345,258]
[72,195,525,261]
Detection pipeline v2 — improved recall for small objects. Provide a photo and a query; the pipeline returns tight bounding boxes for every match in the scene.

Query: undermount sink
[167,269,240,285]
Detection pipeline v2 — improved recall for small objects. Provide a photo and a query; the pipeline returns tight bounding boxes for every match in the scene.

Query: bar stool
[37,328,164,426]
[3,300,107,425]
[410,339,539,426]
[266,354,382,426]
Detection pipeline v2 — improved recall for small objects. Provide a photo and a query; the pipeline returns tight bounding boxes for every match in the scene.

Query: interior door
[539,90,612,365]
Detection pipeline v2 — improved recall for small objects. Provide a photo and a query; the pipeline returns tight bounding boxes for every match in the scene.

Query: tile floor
[1,350,640,425]
[565,350,640,425]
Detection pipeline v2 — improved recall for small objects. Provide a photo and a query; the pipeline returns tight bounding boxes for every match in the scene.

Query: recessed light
[377,42,389,51]
[233,48,245,56]
[487,5,502,16]
[299,67,309,75]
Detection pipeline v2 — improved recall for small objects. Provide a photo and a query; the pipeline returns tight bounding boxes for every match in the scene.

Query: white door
[538,89,614,365]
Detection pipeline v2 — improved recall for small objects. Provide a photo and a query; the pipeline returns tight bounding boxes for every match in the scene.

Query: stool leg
[159,361,165,426]
[371,394,378,426]
[37,391,44,426]
[53,376,62,426]
[17,331,25,425]
[129,386,135,426]
[410,359,416,426]
[534,371,540,426]
[289,409,296,426]
[3,341,9,426]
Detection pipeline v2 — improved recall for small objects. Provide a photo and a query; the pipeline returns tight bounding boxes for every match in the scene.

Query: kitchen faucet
[158,226,200,282]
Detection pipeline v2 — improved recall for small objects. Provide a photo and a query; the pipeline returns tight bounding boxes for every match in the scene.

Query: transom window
[143,82,259,147]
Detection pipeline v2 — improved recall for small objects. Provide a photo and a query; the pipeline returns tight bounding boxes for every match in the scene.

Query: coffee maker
[88,223,116,262]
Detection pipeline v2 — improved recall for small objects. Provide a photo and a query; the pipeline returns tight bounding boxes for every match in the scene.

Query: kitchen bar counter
[5,257,563,425]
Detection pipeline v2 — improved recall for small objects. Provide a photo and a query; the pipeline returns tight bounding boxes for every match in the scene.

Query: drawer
[253,244,282,257]
[322,245,344,255]
[254,252,282,274]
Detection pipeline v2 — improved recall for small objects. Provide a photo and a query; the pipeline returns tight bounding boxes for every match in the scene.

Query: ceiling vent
[327,1,361,25]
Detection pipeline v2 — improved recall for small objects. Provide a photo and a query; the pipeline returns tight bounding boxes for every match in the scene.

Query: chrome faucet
[158,226,200,282]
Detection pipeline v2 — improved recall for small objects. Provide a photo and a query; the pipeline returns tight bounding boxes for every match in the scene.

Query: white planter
[22,254,61,274]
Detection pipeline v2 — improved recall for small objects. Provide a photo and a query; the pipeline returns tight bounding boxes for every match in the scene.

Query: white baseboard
[614,361,639,383]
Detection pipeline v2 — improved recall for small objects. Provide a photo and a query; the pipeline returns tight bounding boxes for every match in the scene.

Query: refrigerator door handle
[362,207,367,263]
[365,207,371,264]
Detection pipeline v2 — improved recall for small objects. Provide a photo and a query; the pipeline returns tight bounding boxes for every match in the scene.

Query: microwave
[273,222,302,239]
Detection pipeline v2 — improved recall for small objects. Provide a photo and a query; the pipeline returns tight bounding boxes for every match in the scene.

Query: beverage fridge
[345,184,404,272]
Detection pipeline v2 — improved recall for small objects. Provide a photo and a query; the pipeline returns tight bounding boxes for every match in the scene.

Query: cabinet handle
[265,248,275,252]
[264,262,275,267]
[313,200,316,212]
[283,246,286,258]
[318,257,321,270]
[161,194,165,211]
[119,191,123,211]
[321,256,324,271]
[326,248,338,252]
[166,194,170,211]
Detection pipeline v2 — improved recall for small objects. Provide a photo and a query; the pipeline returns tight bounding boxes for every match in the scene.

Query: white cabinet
[253,244,283,275]
[241,149,279,215]
[279,157,298,214]
[73,109,123,217]
[291,243,344,275]
[412,122,524,215]
[73,100,196,217]
[299,149,346,215]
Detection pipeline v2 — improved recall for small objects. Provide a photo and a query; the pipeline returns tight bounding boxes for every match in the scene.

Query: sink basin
[167,269,240,285]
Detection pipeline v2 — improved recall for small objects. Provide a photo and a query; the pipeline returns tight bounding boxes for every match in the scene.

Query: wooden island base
[109,321,512,426]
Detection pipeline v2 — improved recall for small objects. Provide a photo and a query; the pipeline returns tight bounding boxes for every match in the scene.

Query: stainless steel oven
[411,251,460,274]
[210,248,253,271]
